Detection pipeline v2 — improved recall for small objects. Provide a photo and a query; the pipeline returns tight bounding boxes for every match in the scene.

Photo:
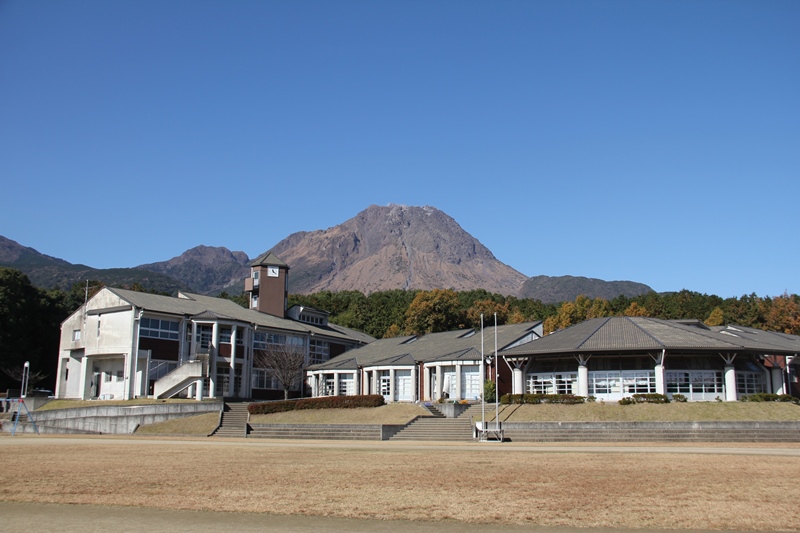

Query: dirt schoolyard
[1,436,799,531]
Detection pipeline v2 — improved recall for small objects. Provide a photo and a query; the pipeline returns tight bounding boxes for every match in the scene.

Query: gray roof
[104,287,369,344]
[249,252,289,268]
[308,321,542,371]
[500,317,800,358]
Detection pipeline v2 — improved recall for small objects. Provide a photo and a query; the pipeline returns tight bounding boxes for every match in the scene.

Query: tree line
[2,264,798,392]
[289,288,800,338]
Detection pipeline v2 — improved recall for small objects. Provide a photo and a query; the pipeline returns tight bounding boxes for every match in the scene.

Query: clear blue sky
[1,1,797,298]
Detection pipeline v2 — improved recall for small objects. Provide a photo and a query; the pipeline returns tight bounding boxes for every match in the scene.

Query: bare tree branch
[1,367,48,387]
[253,343,306,400]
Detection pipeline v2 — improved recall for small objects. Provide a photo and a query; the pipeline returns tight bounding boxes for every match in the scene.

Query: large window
[141,318,179,340]
[527,373,578,395]
[251,368,275,390]
[338,373,355,396]
[309,339,330,365]
[219,327,244,345]
[666,371,723,399]
[253,332,305,351]
[737,371,767,395]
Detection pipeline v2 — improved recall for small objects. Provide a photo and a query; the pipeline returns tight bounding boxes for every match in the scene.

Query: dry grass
[249,403,430,425]
[485,401,800,422]
[134,413,220,435]
[0,437,798,531]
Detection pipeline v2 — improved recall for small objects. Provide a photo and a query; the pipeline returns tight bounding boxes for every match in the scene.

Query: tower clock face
[267,266,279,277]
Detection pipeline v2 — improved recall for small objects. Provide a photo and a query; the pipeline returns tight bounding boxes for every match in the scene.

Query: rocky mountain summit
[270,204,528,295]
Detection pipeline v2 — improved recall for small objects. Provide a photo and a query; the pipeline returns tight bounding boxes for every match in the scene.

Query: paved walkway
[0,502,743,533]
[4,434,800,457]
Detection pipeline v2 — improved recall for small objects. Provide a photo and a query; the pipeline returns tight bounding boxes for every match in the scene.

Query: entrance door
[379,371,391,401]
[395,370,412,401]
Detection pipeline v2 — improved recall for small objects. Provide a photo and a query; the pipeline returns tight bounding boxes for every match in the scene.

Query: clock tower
[245,252,289,318]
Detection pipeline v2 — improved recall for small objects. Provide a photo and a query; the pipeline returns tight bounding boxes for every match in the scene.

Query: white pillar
[195,379,203,400]
[578,364,589,398]
[724,365,738,401]
[190,322,197,358]
[333,372,340,396]
[435,365,443,401]
[654,363,665,395]
[423,367,431,401]
[389,368,396,402]
[454,364,462,400]
[228,327,237,397]
[79,355,91,400]
[512,367,524,395]
[771,367,785,395]
[209,323,219,398]
[411,366,418,402]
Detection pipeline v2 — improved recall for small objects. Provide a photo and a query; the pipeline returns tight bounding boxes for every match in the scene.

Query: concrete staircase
[153,361,204,399]
[390,404,480,442]
[248,424,382,440]
[210,403,249,438]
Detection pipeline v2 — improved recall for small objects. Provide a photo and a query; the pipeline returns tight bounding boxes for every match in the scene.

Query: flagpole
[494,312,499,429]
[480,313,485,440]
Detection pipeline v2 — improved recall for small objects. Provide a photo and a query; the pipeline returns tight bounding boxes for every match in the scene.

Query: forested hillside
[289,288,800,339]
[2,264,798,393]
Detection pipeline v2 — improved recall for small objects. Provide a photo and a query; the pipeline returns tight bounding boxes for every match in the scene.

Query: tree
[623,302,649,317]
[705,307,725,327]
[0,268,67,392]
[253,342,307,400]
[403,289,464,335]
[382,324,403,338]
[465,299,509,329]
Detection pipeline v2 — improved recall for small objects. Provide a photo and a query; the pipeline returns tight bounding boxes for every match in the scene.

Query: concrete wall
[3,401,223,435]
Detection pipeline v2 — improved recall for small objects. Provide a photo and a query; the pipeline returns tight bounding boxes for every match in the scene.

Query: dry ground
[1,436,799,531]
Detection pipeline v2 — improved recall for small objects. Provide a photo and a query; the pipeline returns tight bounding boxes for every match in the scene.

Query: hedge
[500,393,586,405]
[248,394,385,415]
[739,393,800,404]
[618,393,670,405]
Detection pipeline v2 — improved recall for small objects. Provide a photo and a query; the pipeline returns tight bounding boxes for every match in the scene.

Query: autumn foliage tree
[404,289,464,335]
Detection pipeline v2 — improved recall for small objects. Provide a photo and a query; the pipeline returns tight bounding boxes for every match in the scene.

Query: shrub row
[739,393,800,404]
[618,393,671,405]
[500,393,586,405]
[248,394,385,415]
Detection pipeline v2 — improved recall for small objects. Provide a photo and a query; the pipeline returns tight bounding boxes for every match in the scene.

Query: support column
[333,372,340,396]
[512,367,524,395]
[411,366,418,402]
[651,349,666,395]
[423,367,431,401]
[724,365,738,401]
[372,370,378,397]
[771,367,785,395]
[209,323,219,398]
[435,365,443,401]
[576,354,590,398]
[389,368,396,402]
[229,326,237,397]
[195,379,203,400]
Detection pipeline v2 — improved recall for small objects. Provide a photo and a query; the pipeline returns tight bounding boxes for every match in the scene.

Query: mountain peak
[265,204,527,295]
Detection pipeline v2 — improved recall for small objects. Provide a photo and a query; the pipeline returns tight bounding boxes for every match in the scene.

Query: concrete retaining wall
[2,401,223,435]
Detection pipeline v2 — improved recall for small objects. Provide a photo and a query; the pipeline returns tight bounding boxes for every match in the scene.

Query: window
[252,270,259,286]
[309,339,330,365]
[300,314,324,325]
[104,372,112,382]
[116,371,123,382]
[527,373,578,395]
[140,317,179,340]
[251,368,275,390]
[219,327,232,344]
[737,371,767,395]
[253,332,305,351]
[251,294,258,309]
[72,329,81,341]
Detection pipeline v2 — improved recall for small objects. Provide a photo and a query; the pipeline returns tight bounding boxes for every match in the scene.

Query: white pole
[480,313,484,435]
[494,313,499,428]
[21,361,30,399]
